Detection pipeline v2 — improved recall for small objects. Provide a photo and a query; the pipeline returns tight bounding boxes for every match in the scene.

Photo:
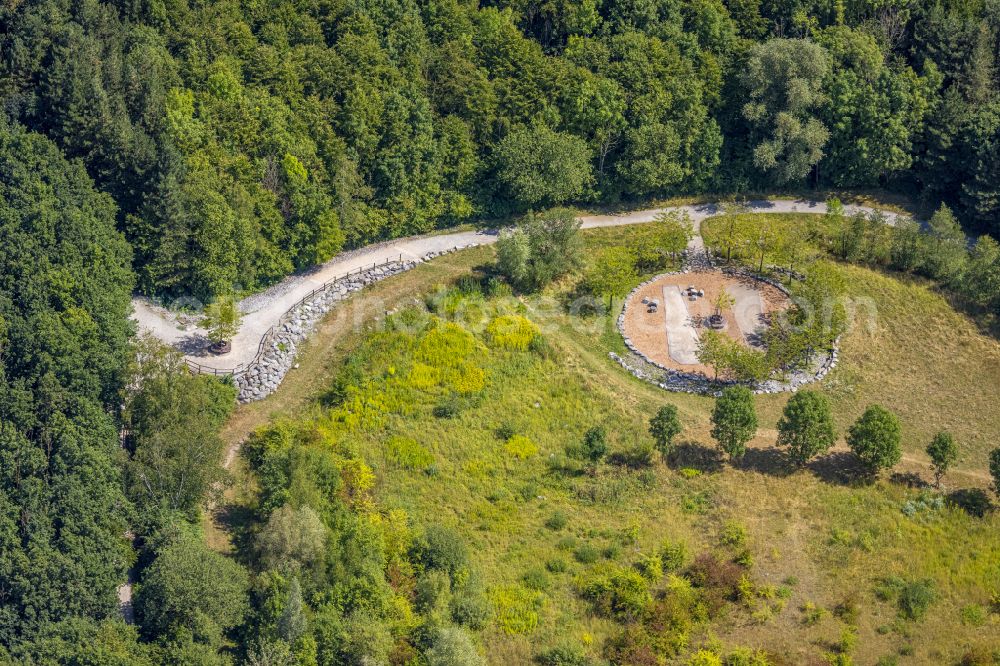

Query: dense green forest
[2,0,1000,663]
[2,0,999,299]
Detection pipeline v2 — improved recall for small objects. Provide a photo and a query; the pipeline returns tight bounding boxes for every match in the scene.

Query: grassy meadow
[217,223,1000,665]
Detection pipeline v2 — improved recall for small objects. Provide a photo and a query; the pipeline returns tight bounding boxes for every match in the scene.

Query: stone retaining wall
[231,243,483,403]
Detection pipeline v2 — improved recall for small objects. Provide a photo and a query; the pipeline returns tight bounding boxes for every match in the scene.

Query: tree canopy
[496,208,583,291]
[776,390,837,466]
[847,405,903,477]
[0,120,134,646]
[1,0,999,302]
[710,386,758,462]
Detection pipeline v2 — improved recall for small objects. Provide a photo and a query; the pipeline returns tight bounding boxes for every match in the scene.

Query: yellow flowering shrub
[486,314,539,351]
[505,434,538,459]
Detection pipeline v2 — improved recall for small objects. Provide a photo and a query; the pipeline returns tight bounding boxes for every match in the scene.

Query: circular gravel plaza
[621,271,792,376]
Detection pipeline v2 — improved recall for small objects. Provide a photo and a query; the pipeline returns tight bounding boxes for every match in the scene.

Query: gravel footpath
[131,199,910,370]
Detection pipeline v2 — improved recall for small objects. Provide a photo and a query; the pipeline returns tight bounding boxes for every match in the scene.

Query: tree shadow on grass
[212,503,258,565]
[890,471,929,489]
[668,441,724,474]
[947,488,993,518]
[739,447,792,477]
[807,451,872,487]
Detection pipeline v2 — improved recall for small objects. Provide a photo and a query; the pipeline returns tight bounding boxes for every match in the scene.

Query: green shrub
[660,540,687,572]
[415,570,452,614]
[801,601,828,626]
[618,522,640,546]
[837,626,858,654]
[574,543,600,564]
[413,525,469,579]
[448,573,490,629]
[545,557,568,573]
[719,521,748,549]
[522,568,550,591]
[635,553,663,581]
[736,574,756,607]
[580,426,608,463]
[451,587,492,630]
[517,482,540,502]
[876,577,935,620]
[581,566,652,620]
[426,626,485,666]
[387,436,434,470]
[434,397,463,419]
[874,576,902,602]
[545,511,568,531]
[495,422,516,441]
[536,644,592,666]
[960,604,987,627]
[898,580,935,620]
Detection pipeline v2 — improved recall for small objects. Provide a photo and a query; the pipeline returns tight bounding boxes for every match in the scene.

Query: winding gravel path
[131,198,908,371]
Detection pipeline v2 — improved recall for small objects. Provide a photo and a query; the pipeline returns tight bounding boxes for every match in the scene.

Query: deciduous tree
[649,405,683,461]
[741,39,831,185]
[711,387,758,462]
[926,432,958,488]
[495,209,583,291]
[990,448,1000,498]
[847,405,902,477]
[124,340,235,527]
[588,248,639,308]
[777,390,836,466]
[494,124,594,210]
[135,527,249,646]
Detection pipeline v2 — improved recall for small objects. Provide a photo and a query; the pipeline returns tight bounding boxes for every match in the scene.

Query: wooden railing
[185,254,405,377]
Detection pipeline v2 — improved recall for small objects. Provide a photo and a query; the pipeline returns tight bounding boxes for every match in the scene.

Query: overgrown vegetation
[221,251,1000,663]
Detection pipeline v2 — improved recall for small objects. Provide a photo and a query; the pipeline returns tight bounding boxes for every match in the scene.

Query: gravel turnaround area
[622,271,791,374]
